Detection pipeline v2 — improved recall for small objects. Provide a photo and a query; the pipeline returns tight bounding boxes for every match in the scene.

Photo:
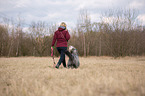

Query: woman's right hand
[51,47,53,50]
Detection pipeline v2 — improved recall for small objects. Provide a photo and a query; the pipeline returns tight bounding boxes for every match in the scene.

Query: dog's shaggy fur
[65,46,80,69]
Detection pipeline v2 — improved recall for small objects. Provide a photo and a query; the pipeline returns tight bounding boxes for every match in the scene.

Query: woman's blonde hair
[60,22,67,27]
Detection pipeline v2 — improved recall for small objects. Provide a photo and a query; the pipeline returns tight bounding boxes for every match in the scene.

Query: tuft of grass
[0,56,145,96]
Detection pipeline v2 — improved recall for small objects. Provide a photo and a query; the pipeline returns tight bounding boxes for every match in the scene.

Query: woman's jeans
[56,47,67,67]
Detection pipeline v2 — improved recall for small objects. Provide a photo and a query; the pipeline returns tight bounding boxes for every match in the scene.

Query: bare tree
[15,15,24,56]
[0,25,9,56]
[8,19,15,57]
[29,21,49,56]
[77,9,92,56]
[0,17,10,56]
[101,9,139,57]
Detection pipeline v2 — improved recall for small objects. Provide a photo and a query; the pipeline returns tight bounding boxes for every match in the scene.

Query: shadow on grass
[48,65,68,69]
[48,65,54,68]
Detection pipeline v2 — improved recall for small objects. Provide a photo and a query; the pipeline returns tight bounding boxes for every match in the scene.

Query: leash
[51,47,56,67]
[60,31,68,42]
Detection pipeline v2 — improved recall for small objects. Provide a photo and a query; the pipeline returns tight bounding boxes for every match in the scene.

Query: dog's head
[69,46,77,54]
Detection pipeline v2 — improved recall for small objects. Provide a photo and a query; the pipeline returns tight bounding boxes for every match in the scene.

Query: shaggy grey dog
[65,46,80,69]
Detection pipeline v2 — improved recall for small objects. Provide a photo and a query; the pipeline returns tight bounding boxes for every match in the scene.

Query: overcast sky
[0,0,145,29]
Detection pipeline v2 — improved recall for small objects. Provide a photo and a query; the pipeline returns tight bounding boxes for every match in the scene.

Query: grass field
[0,56,145,96]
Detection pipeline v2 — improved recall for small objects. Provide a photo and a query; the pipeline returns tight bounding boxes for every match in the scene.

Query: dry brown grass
[0,56,145,96]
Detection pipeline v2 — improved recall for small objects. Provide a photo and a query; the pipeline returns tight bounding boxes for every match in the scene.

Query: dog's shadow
[48,65,53,68]
[48,65,64,69]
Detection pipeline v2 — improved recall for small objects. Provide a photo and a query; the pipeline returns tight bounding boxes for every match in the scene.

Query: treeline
[0,20,54,57]
[0,9,145,57]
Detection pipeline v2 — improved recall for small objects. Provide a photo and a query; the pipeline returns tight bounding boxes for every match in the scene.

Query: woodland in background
[0,9,145,57]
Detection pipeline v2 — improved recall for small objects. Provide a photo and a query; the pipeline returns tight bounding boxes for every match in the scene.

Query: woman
[51,22,70,69]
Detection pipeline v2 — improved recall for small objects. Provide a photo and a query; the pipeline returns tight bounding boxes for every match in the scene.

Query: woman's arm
[65,31,70,41]
[51,32,57,47]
